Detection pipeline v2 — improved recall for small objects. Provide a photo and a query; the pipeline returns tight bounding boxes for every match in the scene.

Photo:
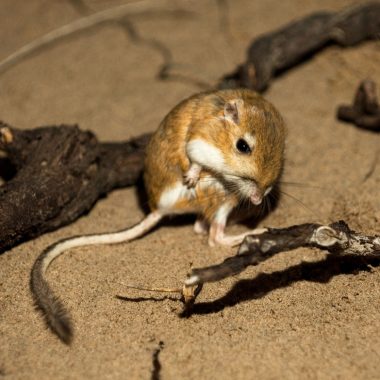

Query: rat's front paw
[183,163,201,188]
[183,171,199,188]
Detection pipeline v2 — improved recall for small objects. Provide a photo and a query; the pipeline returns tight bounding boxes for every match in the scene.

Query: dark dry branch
[183,221,380,304]
[218,2,380,92]
[0,123,151,253]
[337,79,380,131]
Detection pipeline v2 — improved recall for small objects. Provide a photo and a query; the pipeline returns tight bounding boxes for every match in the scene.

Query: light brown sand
[1,0,380,379]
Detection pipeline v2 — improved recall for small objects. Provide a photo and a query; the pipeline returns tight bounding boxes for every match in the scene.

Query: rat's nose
[250,185,272,205]
[250,192,263,205]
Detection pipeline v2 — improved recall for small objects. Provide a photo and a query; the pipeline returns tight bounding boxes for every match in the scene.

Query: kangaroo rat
[31,89,286,343]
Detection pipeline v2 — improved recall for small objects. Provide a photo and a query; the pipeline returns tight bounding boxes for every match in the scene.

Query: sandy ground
[1,0,380,379]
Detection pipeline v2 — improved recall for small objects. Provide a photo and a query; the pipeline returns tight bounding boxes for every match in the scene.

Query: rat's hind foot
[193,217,208,235]
[208,222,267,247]
[183,163,201,188]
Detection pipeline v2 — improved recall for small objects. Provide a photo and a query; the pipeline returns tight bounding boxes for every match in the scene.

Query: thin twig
[118,281,202,311]
[0,0,178,74]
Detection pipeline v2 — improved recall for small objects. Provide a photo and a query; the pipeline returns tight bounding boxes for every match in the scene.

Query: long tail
[30,211,162,344]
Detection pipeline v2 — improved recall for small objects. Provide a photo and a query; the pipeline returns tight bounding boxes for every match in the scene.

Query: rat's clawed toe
[183,163,202,188]
[183,173,198,188]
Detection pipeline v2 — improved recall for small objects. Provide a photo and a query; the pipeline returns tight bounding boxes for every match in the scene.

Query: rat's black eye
[236,138,251,154]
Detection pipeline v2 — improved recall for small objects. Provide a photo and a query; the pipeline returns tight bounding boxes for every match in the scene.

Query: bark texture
[0,122,151,253]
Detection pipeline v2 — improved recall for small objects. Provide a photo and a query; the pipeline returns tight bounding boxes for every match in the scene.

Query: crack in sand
[151,341,165,380]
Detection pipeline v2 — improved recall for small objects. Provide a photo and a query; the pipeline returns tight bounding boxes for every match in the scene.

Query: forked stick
[186,221,380,287]
[180,221,380,304]
[119,221,379,309]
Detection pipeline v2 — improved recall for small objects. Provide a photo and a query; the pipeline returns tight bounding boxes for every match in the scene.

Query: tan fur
[144,89,286,221]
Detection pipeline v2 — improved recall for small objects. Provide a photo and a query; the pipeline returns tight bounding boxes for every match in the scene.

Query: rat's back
[144,94,202,211]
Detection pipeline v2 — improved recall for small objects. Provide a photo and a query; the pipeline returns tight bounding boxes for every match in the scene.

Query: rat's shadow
[188,254,380,316]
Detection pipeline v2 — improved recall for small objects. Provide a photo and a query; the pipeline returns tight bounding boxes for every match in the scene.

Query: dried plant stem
[0,0,177,74]
[118,281,203,309]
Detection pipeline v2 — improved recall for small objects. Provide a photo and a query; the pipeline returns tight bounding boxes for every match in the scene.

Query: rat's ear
[223,99,244,124]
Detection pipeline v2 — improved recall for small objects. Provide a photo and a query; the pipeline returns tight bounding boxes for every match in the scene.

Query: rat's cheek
[186,139,225,171]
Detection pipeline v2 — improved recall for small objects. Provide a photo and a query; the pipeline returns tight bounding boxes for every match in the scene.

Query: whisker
[258,197,267,218]
[279,189,323,221]
[279,181,325,191]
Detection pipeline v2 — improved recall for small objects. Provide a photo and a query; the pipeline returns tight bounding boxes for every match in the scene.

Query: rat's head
[187,91,286,205]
